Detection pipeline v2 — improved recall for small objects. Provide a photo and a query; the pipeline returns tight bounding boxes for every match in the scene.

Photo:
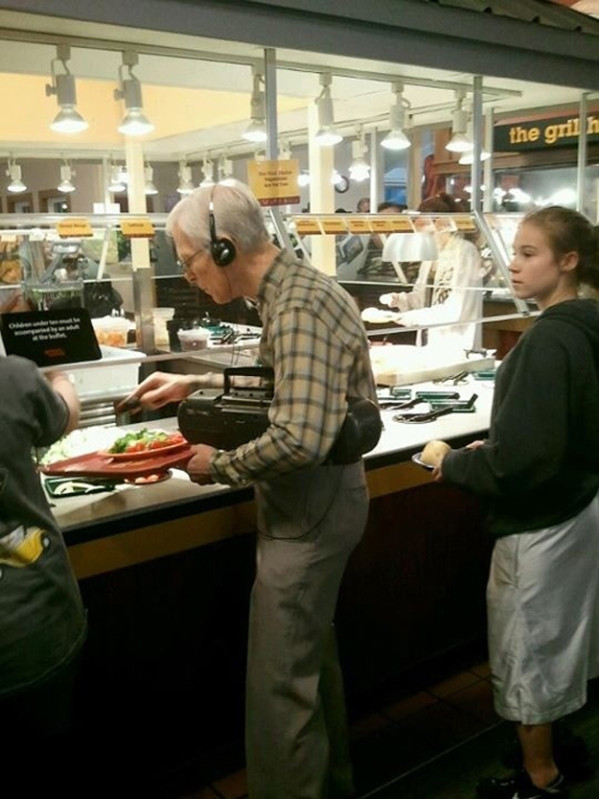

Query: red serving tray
[40,446,194,479]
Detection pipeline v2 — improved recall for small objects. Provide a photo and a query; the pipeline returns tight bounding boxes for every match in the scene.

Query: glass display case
[288,209,534,358]
[0,210,535,405]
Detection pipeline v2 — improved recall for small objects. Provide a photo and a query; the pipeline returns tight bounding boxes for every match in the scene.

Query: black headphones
[208,189,236,267]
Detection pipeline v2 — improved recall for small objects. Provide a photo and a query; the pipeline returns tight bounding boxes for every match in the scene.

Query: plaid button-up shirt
[210,249,377,486]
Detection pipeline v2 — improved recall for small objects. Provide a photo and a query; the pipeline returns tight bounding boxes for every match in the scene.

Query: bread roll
[421,439,451,467]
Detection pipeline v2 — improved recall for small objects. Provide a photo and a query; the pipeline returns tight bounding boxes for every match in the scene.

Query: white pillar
[308,102,336,275]
[125,138,150,269]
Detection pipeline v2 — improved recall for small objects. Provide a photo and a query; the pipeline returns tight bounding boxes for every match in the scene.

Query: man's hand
[186,444,218,484]
[116,372,196,413]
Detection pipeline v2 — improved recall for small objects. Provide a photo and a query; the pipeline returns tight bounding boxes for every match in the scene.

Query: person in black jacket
[424,206,599,799]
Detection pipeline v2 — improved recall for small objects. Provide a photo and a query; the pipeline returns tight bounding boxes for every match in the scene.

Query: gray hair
[165,180,270,254]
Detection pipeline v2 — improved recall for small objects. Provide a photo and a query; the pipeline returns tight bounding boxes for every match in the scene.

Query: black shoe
[476,771,568,799]
[501,723,591,781]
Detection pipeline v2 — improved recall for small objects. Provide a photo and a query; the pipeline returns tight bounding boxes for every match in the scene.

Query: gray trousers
[246,462,368,799]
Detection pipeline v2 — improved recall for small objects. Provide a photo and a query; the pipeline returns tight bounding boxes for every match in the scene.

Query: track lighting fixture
[349,127,370,182]
[381,82,411,151]
[242,65,267,143]
[46,44,89,135]
[108,162,126,193]
[446,90,473,153]
[6,159,26,193]
[458,121,490,163]
[177,161,194,195]
[314,74,342,146]
[218,155,235,186]
[144,164,158,195]
[199,159,215,188]
[57,161,76,193]
[114,51,155,136]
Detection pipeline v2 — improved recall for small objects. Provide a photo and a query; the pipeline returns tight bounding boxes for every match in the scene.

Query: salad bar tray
[40,446,193,479]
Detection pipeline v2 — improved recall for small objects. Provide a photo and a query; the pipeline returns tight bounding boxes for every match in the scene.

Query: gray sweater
[442,299,599,538]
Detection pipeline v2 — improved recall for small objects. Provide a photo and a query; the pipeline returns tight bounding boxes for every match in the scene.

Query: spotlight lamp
[218,155,235,186]
[458,121,490,164]
[446,89,473,153]
[45,44,89,135]
[57,161,76,193]
[108,162,126,193]
[314,73,342,146]
[278,139,292,161]
[349,127,370,182]
[144,164,158,195]
[242,65,267,143]
[381,82,411,151]
[114,51,155,136]
[6,159,27,193]
[199,159,215,188]
[177,161,195,195]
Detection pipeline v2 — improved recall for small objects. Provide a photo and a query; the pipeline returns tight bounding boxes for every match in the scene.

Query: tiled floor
[178,667,599,799]
[181,660,501,799]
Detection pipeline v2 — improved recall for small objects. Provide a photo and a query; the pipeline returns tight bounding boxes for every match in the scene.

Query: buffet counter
[50,376,493,578]
[58,376,494,774]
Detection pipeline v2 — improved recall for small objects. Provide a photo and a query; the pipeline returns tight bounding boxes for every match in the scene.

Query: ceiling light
[218,155,236,186]
[458,121,490,163]
[242,65,267,143]
[446,90,473,153]
[57,161,76,193]
[114,51,155,136]
[6,159,26,193]
[177,161,194,195]
[298,170,310,187]
[278,140,291,161]
[46,45,89,135]
[381,82,411,151]
[459,149,491,165]
[331,170,344,186]
[349,128,370,182]
[108,163,126,193]
[200,159,215,188]
[144,164,158,195]
[314,73,342,146]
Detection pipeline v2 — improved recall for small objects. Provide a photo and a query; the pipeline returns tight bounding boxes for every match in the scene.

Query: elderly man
[124,181,377,799]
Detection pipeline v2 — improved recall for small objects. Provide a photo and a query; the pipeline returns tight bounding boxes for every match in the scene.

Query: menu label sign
[388,216,414,233]
[347,218,372,233]
[121,219,155,238]
[248,159,300,206]
[56,219,93,238]
[293,217,321,235]
[321,217,348,234]
[0,308,101,367]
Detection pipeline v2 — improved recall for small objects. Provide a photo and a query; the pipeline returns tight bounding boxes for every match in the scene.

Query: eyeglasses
[176,247,206,274]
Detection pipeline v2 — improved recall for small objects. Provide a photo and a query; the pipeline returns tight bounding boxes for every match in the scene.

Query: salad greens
[109,429,170,454]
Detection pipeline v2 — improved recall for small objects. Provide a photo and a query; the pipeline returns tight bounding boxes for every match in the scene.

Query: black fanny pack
[326,396,382,465]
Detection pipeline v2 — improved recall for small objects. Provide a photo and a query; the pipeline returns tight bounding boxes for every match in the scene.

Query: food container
[91,315,135,348]
[177,327,210,351]
[153,307,175,347]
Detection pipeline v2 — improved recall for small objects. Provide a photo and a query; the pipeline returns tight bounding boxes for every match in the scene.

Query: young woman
[425,205,599,799]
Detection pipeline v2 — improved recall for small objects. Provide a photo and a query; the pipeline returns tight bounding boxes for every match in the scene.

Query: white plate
[361,307,399,324]
[411,452,434,471]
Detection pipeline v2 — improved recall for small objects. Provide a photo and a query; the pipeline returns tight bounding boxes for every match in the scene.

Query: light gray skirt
[488,492,599,725]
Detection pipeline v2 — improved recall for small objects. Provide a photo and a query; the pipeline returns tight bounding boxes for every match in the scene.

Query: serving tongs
[393,393,478,423]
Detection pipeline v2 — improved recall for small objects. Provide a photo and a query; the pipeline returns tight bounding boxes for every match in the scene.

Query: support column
[308,103,335,275]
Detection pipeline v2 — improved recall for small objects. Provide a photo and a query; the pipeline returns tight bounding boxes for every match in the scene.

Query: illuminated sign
[494,114,599,151]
